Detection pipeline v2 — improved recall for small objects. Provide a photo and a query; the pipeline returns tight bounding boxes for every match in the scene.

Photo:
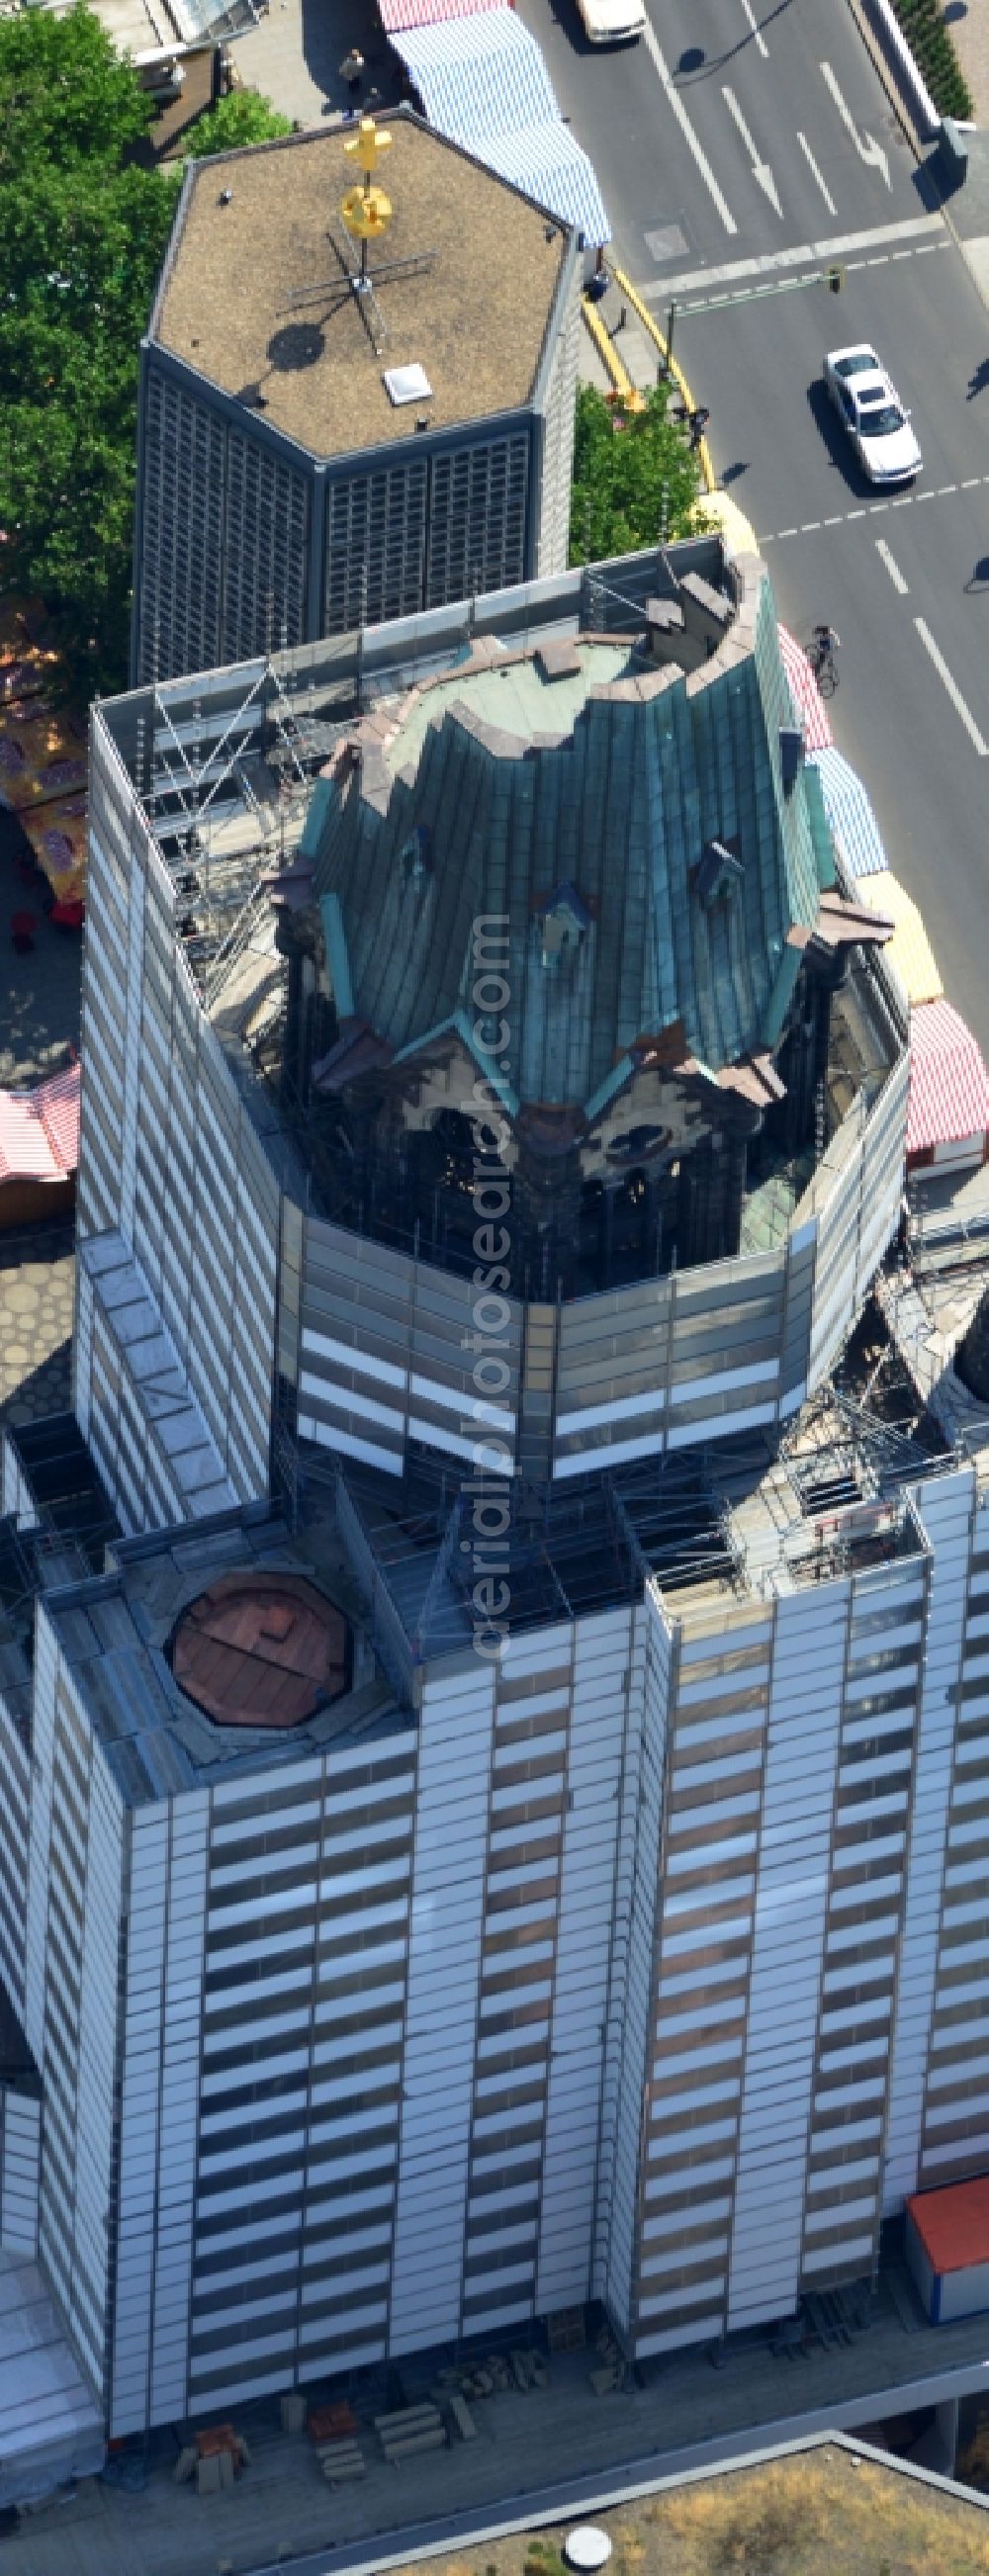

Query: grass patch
[887,0,972,119]
[391,2444,989,2576]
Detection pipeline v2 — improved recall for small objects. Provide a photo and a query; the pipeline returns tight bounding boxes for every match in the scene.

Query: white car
[823,343,922,485]
[577,0,645,41]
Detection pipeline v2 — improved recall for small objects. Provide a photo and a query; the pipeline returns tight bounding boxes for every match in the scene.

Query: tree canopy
[0,4,290,698]
[182,87,294,158]
[569,382,705,568]
[0,4,174,693]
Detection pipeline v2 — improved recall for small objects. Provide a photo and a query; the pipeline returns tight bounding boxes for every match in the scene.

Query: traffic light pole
[665,264,846,373]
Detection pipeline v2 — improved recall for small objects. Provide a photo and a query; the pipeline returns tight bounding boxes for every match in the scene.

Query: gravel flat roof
[153,110,570,457]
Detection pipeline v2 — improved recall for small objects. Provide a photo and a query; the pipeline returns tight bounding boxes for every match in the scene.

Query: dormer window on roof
[539,881,590,969]
[693,840,745,911]
[399,825,431,888]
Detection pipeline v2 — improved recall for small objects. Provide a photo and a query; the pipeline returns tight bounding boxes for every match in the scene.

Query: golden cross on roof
[343,115,392,177]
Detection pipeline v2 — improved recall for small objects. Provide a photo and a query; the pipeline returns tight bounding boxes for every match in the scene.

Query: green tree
[0,4,174,695]
[183,87,294,159]
[569,382,705,567]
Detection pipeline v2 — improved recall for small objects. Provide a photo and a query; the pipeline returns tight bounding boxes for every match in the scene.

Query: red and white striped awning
[777,626,834,754]
[907,1000,989,1156]
[379,0,498,31]
[0,1061,80,1185]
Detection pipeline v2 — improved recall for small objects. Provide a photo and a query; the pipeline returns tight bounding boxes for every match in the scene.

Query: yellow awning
[860,869,943,1006]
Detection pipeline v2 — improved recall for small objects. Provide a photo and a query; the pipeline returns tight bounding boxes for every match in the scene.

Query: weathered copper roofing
[170,1572,349,1729]
[307,562,834,1097]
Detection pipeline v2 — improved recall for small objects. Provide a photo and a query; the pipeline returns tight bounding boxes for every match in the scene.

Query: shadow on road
[670,0,794,81]
[805,380,875,499]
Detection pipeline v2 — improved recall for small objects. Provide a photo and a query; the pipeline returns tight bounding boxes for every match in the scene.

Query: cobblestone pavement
[0,1225,74,1428]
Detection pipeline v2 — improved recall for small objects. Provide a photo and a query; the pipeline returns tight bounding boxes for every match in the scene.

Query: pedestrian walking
[340,45,364,92]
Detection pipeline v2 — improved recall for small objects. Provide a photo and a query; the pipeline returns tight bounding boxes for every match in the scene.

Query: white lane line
[758,471,989,543]
[723,85,782,215]
[876,538,908,593]
[820,59,891,188]
[741,0,768,56]
[796,132,837,215]
[641,27,738,234]
[915,618,989,755]
[638,213,943,299]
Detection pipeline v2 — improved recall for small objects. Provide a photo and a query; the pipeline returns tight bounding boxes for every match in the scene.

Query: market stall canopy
[777,624,833,755]
[858,870,942,1008]
[379,0,496,32]
[907,1000,989,1158]
[0,1063,81,1187]
[808,744,887,880]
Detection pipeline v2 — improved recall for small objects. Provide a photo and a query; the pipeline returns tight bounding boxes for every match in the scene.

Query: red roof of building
[0,1061,80,1186]
[907,999,989,1157]
[908,2175,989,2273]
[777,626,834,755]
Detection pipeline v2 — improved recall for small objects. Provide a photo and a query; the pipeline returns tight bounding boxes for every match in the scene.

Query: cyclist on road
[812,622,841,662]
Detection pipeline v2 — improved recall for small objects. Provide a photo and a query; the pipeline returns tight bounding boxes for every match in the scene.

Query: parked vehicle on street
[576,0,645,43]
[824,343,922,485]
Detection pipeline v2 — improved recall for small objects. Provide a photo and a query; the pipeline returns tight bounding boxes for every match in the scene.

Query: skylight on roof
[383,363,432,407]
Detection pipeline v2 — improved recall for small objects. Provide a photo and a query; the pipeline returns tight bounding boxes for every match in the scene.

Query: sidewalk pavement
[231,0,399,128]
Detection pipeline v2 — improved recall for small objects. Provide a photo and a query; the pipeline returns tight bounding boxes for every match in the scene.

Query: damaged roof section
[307,557,835,1106]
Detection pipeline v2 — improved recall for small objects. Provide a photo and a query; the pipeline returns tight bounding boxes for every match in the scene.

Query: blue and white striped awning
[482,119,610,247]
[809,745,888,881]
[390,10,559,144]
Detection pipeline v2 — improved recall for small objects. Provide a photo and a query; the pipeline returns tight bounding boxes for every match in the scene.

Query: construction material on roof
[777,626,833,754]
[389,10,610,243]
[0,1063,80,1189]
[858,869,943,1006]
[907,998,989,1158]
[906,2176,989,2323]
[809,744,887,879]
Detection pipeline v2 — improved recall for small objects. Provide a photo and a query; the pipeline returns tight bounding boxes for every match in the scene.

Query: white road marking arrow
[723,86,783,216]
[820,61,891,190]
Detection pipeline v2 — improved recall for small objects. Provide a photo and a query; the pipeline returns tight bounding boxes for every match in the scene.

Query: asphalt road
[513,0,989,1047]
